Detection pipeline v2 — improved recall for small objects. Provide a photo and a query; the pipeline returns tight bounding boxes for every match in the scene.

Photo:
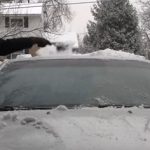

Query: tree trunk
[144,32,150,59]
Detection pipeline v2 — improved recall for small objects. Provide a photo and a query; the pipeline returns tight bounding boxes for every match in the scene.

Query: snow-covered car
[0,54,150,150]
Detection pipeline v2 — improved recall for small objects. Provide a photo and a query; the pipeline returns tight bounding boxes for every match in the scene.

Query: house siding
[0,15,43,38]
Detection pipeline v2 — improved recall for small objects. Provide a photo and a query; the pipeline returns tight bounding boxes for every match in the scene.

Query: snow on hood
[0,107,150,150]
[1,49,148,70]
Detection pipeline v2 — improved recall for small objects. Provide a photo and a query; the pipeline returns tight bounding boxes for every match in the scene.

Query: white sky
[66,0,141,34]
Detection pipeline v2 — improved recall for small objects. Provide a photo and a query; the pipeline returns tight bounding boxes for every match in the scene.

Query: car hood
[0,106,150,150]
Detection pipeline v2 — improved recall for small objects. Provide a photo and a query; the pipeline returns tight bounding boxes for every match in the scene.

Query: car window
[0,59,150,108]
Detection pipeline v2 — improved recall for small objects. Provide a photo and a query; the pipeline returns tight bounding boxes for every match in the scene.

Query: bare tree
[139,1,150,46]
[43,0,71,32]
[138,0,150,58]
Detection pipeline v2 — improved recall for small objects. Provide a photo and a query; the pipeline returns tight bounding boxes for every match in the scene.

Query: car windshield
[0,59,150,108]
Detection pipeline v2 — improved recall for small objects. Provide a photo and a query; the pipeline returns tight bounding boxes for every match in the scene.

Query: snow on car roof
[12,48,149,62]
[0,49,149,70]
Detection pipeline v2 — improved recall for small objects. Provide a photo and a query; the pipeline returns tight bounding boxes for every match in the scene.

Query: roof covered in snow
[15,48,149,62]
[0,49,149,70]
[0,3,43,15]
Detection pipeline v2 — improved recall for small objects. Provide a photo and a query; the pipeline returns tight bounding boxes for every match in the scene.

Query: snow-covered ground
[0,107,150,150]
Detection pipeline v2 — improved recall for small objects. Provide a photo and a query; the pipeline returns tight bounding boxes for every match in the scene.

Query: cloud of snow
[36,45,58,57]
[36,44,75,57]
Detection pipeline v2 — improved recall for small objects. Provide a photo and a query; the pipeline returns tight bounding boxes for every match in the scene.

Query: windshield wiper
[97,104,132,108]
[1,104,150,111]
[0,106,17,111]
[0,105,74,111]
[0,105,54,111]
[89,97,150,108]
[97,104,150,108]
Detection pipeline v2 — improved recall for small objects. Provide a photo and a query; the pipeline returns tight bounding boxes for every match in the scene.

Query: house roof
[0,3,43,15]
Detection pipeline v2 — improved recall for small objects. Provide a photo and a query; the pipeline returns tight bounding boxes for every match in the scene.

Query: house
[0,3,44,38]
[0,3,80,59]
[0,2,45,59]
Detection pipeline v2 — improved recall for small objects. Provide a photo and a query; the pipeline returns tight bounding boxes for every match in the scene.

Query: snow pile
[85,48,146,61]
[54,105,68,111]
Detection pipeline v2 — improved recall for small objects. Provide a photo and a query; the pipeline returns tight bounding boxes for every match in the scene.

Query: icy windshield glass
[0,59,150,108]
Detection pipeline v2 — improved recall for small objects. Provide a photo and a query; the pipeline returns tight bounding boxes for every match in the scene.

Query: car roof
[0,54,150,71]
[1,48,150,70]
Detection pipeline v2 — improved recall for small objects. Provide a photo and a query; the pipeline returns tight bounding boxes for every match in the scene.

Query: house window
[11,18,23,27]
[5,16,29,28]
[5,17,10,28]
[24,16,28,28]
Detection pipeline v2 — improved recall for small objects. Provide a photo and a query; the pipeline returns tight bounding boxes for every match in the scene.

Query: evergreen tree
[84,0,141,53]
